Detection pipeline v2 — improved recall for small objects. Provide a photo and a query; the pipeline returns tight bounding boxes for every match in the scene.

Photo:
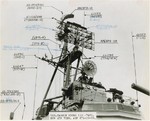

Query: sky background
[0,0,149,120]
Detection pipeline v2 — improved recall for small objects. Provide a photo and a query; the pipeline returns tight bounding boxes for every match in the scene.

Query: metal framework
[36,14,95,119]
[56,21,95,50]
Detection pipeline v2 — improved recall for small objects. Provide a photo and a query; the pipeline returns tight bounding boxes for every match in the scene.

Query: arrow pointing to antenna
[24,67,37,69]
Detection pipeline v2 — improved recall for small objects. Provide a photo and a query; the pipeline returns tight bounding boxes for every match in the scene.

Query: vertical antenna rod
[22,92,26,120]
[32,48,39,119]
[131,32,139,104]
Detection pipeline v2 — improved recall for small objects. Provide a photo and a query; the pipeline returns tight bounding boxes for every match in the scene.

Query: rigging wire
[13,102,21,113]
[46,45,53,59]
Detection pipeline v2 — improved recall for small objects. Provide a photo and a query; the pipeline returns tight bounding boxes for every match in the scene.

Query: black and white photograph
[0,0,149,120]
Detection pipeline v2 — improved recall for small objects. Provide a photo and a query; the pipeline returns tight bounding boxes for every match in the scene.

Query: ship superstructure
[34,13,142,120]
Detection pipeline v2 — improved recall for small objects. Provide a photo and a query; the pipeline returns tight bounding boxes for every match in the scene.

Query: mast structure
[34,13,143,120]
[35,13,95,119]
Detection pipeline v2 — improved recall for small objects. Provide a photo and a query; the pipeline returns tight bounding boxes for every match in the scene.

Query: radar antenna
[83,60,97,76]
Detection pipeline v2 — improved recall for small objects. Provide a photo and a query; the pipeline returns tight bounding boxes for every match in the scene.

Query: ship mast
[36,14,74,119]
[35,13,95,119]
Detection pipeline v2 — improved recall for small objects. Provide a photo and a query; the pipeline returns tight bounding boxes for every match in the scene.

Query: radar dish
[83,60,97,76]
